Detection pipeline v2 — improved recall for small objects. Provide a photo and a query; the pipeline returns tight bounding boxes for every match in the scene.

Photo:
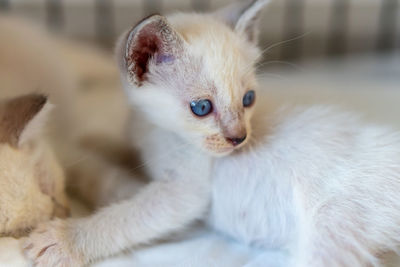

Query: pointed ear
[0,94,52,147]
[119,14,184,87]
[214,0,270,44]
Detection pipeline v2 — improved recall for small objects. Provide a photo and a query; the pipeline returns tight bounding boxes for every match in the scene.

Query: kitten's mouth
[204,133,250,156]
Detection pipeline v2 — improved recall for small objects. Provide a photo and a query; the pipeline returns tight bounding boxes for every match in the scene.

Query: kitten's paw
[21,219,84,267]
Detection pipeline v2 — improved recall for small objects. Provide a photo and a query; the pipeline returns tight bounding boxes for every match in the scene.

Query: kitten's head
[117,0,269,156]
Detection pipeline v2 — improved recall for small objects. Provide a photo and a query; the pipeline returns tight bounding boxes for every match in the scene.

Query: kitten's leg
[23,177,210,266]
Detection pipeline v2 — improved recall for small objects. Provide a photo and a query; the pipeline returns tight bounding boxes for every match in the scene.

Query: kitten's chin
[203,141,250,157]
[206,146,245,157]
[209,148,235,157]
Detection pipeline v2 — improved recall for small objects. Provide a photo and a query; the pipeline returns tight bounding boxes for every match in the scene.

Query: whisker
[241,31,311,75]
[259,31,311,57]
[256,72,287,81]
[255,60,304,72]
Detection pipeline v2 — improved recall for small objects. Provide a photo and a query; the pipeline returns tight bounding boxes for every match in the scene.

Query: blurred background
[0,0,399,126]
[0,0,399,121]
[0,0,398,61]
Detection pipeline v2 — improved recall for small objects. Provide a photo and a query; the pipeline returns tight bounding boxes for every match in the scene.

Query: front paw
[22,219,83,267]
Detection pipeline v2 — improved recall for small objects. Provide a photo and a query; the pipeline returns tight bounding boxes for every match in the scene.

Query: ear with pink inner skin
[0,94,52,147]
[123,14,185,87]
[214,0,271,44]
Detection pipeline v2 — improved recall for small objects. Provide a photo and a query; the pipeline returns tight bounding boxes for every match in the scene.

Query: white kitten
[24,1,400,266]
[211,105,400,267]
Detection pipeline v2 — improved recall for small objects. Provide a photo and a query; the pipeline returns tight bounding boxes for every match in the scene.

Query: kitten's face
[118,1,267,156]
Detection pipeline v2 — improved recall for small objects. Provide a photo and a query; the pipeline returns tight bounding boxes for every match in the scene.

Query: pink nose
[226,135,247,146]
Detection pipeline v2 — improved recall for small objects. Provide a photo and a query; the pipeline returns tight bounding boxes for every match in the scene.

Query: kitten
[0,94,69,237]
[23,0,400,266]
[210,104,400,267]
[0,13,135,234]
[23,1,264,265]
[0,16,77,239]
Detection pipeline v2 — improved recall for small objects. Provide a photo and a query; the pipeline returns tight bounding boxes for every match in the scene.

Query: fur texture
[0,95,69,237]
[23,1,400,266]
[211,105,400,267]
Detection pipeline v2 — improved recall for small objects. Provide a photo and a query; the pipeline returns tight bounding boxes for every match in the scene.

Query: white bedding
[94,229,259,267]
[2,223,399,267]
[0,226,259,267]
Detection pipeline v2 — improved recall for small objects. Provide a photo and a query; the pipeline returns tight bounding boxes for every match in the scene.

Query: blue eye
[190,99,213,117]
[243,90,255,107]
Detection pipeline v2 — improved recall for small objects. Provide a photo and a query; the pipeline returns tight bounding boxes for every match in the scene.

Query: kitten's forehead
[169,14,259,100]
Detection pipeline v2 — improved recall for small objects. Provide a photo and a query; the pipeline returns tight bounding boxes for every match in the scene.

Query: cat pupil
[190,99,212,117]
[243,90,255,107]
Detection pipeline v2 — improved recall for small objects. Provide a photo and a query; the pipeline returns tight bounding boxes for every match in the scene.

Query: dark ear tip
[32,93,48,104]
[6,93,49,116]
[0,93,49,146]
[22,93,48,110]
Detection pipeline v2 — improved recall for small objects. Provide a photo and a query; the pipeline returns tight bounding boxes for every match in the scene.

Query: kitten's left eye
[190,99,213,117]
[243,90,255,107]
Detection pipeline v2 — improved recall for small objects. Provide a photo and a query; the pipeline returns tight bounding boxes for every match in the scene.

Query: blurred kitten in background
[0,15,76,237]
[0,94,69,237]
[0,13,133,239]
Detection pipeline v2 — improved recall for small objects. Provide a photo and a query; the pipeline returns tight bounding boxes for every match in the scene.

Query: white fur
[211,105,400,267]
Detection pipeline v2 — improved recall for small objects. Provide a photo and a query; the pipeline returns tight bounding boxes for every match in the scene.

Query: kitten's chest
[134,127,211,181]
[208,151,297,249]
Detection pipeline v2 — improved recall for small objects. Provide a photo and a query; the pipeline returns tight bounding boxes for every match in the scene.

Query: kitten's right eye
[243,90,255,107]
[190,99,213,117]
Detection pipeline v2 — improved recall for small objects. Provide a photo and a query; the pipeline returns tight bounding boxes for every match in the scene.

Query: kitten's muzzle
[226,135,247,146]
